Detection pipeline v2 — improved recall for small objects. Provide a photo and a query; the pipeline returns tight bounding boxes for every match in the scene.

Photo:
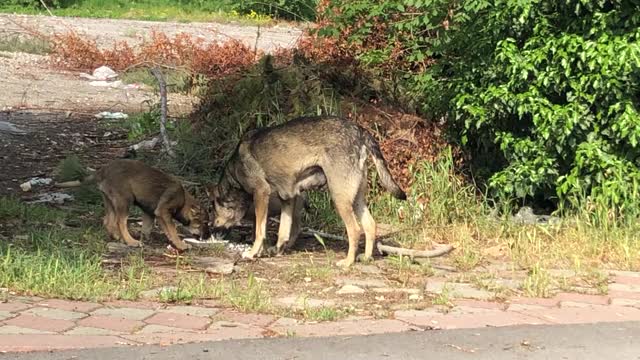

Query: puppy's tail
[55,171,97,188]
[363,131,407,200]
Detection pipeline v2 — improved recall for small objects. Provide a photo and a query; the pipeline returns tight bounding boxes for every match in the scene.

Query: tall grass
[0,0,274,24]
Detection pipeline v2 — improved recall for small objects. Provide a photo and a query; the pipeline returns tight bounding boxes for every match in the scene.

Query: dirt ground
[0,13,299,197]
[0,13,303,51]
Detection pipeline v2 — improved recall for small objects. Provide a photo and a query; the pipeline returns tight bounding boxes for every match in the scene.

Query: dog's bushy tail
[363,131,407,200]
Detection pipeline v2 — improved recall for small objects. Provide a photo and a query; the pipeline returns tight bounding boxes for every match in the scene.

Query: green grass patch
[0,0,274,25]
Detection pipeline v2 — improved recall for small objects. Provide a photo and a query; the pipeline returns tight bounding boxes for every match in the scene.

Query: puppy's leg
[140,212,155,241]
[275,197,295,255]
[101,193,120,240]
[113,197,141,247]
[155,189,191,251]
[354,179,376,262]
[243,189,270,259]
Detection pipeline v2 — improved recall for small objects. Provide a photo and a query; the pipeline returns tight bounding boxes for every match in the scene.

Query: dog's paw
[336,258,354,268]
[125,240,143,248]
[356,254,373,264]
[265,246,280,257]
[241,250,257,260]
[173,241,192,251]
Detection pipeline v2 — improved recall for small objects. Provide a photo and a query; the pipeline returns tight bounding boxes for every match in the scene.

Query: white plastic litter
[20,177,53,192]
[184,234,252,253]
[94,111,129,120]
[89,80,123,88]
[27,192,74,205]
[80,66,118,81]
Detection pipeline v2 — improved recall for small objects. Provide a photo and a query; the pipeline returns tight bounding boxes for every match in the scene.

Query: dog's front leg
[243,190,270,259]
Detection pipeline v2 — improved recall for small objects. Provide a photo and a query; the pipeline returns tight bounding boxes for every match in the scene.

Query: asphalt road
[8,322,640,360]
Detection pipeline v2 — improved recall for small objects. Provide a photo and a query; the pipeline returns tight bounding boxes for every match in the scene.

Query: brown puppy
[90,159,203,250]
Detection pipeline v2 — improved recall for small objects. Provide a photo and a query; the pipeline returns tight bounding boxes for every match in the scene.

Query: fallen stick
[376,243,454,258]
[270,218,453,259]
[55,180,82,188]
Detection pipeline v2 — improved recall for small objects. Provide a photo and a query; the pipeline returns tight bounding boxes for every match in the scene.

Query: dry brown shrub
[49,30,257,77]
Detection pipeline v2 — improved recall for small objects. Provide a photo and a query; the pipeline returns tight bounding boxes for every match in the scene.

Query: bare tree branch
[150,67,175,157]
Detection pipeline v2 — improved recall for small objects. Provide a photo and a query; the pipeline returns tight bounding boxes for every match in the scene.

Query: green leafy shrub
[317,0,640,218]
[185,55,342,174]
[230,0,317,21]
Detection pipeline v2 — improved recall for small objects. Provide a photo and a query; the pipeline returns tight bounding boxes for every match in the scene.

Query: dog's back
[239,116,405,200]
[95,159,186,214]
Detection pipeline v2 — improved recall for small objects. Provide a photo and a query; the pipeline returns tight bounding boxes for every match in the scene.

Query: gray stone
[494,279,522,290]
[611,298,640,307]
[138,325,194,334]
[608,270,640,278]
[65,326,121,335]
[140,287,178,300]
[91,307,155,321]
[355,265,382,275]
[336,285,366,295]
[24,307,86,321]
[372,288,421,295]
[0,311,13,321]
[336,278,387,289]
[0,325,52,334]
[275,296,335,309]
[610,283,640,292]
[425,281,494,301]
[159,306,219,317]
[191,257,235,275]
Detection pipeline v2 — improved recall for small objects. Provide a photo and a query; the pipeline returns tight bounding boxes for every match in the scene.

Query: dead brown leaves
[50,30,258,78]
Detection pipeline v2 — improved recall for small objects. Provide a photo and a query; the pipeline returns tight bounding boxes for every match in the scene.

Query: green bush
[229,0,317,21]
[183,55,342,176]
[2,0,65,7]
[319,0,640,217]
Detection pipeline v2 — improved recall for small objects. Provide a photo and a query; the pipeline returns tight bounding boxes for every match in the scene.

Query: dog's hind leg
[326,174,363,268]
[354,178,376,262]
[243,188,270,259]
[275,197,295,255]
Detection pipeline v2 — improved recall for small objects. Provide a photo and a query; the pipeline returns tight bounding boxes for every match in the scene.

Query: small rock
[356,264,382,275]
[216,321,239,328]
[304,277,312,283]
[275,296,334,309]
[336,285,366,295]
[19,181,31,192]
[140,286,178,299]
[409,294,423,301]
[336,278,386,289]
[191,257,235,275]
